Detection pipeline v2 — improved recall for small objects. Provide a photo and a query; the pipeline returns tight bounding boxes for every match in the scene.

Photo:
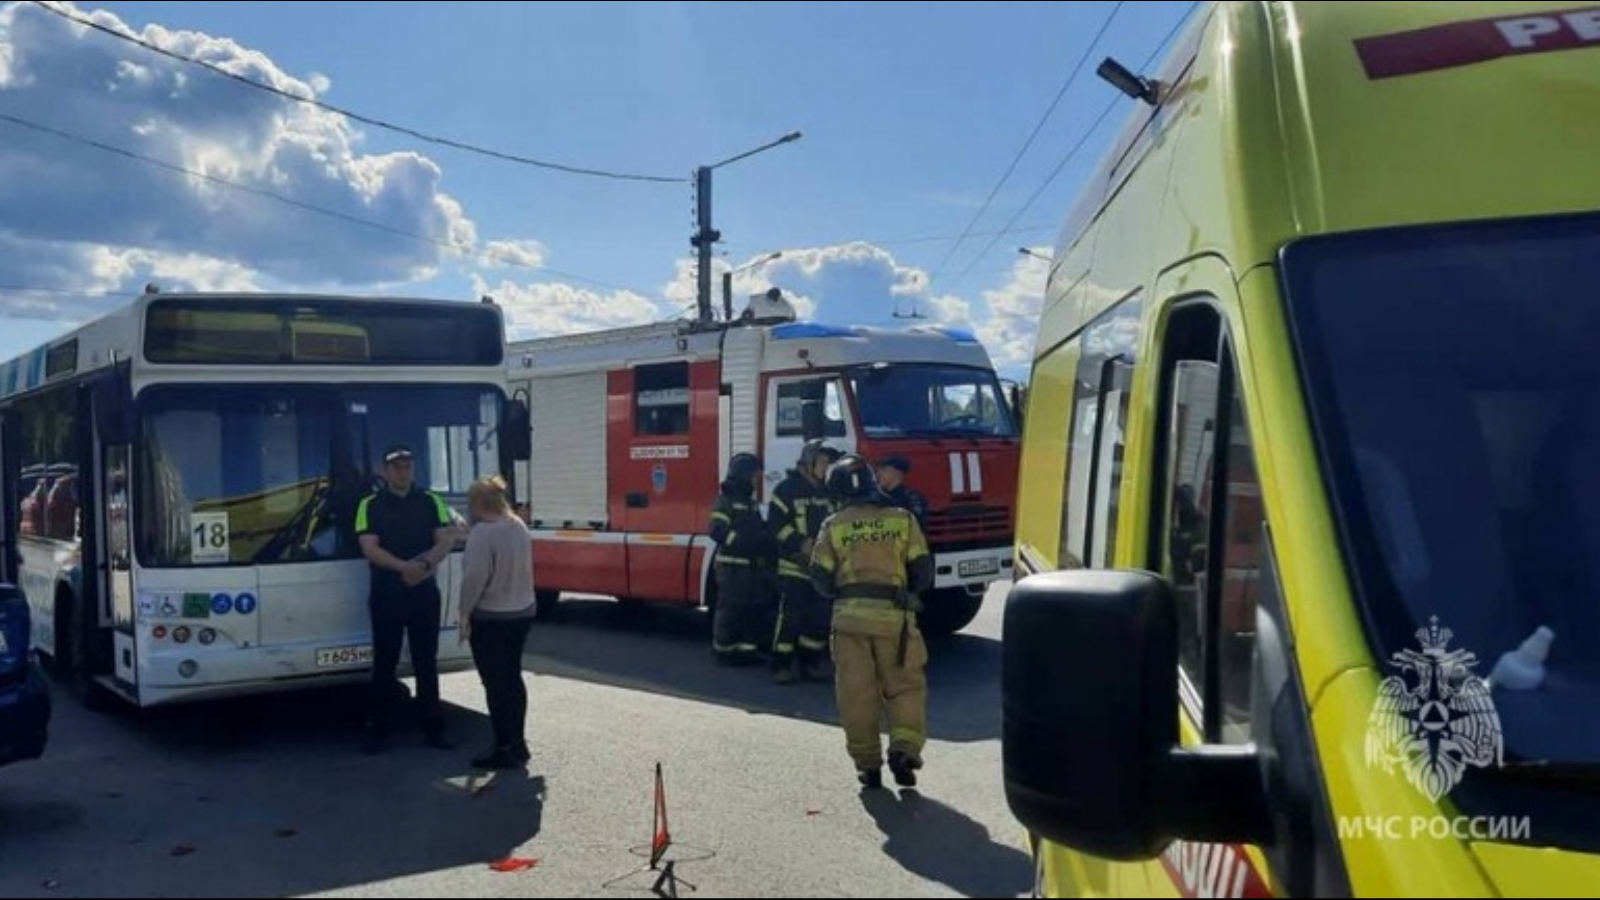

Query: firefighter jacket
[709,479,776,567]
[768,470,838,579]
[809,501,935,637]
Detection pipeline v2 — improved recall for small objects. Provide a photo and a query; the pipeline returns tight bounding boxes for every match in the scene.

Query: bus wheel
[919,587,985,638]
[533,590,561,621]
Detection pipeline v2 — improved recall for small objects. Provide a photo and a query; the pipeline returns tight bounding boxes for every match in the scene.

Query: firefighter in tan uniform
[809,454,935,790]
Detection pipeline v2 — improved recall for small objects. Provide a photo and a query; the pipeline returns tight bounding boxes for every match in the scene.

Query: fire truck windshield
[848,364,1018,438]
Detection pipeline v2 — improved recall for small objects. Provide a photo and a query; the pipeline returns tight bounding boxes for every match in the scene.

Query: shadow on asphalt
[0,682,545,899]
[523,596,1003,744]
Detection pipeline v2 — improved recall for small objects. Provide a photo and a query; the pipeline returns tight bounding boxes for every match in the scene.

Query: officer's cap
[879,455,912,474]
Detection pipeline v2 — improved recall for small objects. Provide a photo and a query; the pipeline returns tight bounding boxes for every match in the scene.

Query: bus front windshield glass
[1283,211,1600,848]
[848,364,1019,438]
[137,384,501,567]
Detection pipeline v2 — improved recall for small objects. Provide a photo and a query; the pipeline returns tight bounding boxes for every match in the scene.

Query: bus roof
[0,292,503,401]
[1045,0,1600,347]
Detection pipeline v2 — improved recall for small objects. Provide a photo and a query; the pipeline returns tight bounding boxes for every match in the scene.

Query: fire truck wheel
[919,588,985,638]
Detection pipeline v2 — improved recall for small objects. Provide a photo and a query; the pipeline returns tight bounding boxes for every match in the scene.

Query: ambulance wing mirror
[1001,569,1271,861]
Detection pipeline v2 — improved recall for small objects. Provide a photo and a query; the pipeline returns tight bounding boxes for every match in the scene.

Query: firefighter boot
[858,767,884,790]
[889,751,921,788]
[800,647,832,682]
[772,655,800,685]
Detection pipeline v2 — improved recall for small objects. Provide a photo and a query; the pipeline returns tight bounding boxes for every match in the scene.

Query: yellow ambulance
[1001,1,1600,896]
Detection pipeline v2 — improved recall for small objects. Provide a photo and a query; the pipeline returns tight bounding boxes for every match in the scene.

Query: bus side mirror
[1002,569,1270,861]
[504,398,531,462]
[92,370,134,445]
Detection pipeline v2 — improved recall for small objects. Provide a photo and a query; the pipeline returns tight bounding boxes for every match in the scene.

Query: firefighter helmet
[799,439,842,471]
[727,453,763,482]
[827,454,881,503]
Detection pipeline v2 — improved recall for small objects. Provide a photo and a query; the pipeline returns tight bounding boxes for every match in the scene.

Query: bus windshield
[1282,212,1600,842]
[848,364,1019,438]
[137,383,501,567]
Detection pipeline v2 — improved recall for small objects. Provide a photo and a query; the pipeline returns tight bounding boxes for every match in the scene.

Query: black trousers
[367,584,443,736]
[469,615,534,749]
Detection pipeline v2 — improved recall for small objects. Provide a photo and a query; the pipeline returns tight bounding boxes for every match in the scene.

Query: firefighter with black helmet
[707,452,777,666]
[810,453,935,789]
[766,438,842,684]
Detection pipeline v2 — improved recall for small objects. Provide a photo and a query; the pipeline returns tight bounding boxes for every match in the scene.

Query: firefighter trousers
[713,563,768,663]
[831,625,928,773]
[772,575,831,678]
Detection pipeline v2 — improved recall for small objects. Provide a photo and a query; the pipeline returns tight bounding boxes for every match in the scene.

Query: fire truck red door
[614,361,717,603]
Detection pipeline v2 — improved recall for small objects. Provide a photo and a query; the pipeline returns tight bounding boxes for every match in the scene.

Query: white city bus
[0,291,530,708]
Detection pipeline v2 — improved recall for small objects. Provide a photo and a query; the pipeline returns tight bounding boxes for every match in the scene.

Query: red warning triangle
[650,762,672,868]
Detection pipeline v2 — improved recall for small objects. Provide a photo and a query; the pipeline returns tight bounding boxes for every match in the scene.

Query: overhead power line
[947,1,1203,289]
[928,0,1128,284]
[0,109,645,294]
[27,0,686,185]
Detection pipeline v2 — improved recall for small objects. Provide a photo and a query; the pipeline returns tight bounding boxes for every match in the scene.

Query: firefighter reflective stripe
[832,598,907,628]
[890,726,924,749]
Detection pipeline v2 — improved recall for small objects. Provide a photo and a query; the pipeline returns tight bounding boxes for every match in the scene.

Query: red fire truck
[505,290,1020,637]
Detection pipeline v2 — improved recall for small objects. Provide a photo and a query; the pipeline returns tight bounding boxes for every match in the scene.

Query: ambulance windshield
[1282,210,1600,786]
[848,364,1019,438]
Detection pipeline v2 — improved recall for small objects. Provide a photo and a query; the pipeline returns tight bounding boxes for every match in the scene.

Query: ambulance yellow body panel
[1002,2,1600,896]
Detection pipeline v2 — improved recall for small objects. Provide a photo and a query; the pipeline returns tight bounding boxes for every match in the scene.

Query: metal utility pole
[692,166,717,326]
[692,132,803,325]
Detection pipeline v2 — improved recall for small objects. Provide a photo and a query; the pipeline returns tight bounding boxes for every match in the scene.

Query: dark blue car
[0,583,50,768]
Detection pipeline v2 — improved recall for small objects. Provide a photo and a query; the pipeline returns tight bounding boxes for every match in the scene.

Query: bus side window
[1155,302,1264,746]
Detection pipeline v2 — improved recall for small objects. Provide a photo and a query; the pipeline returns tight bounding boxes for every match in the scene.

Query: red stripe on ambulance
[1160,841,1275,899]
[1355,6,1600,79]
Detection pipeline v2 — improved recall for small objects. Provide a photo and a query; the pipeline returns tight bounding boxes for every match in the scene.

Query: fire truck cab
[506,290,1019,638]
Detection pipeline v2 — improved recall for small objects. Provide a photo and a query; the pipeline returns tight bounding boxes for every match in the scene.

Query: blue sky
[0,0,1197,376]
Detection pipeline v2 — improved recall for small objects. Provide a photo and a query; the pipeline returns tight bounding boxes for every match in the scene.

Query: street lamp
[692,132,803,325]
[724,251,784,322]
[1018,247,1054,263]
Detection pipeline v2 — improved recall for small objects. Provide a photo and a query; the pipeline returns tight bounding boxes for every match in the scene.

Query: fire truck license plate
[959,558,1000,578]
[316,645,373,669]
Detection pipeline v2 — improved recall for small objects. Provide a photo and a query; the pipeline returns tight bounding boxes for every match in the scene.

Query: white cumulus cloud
[0,0,481,311]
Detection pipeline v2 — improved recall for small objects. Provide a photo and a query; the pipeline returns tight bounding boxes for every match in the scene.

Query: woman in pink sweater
[458,475,538,770]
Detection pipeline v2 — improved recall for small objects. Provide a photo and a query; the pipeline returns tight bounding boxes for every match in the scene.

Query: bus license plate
[316,645,373,669]
[959,558,1000,578]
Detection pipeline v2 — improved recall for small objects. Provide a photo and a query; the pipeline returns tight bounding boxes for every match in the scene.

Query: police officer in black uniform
[356,445,460,754]
[876,455,929,530]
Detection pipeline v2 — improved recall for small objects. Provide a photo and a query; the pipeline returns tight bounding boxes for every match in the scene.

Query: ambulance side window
[1059,294,1143,570]
[1156,302,1263,745]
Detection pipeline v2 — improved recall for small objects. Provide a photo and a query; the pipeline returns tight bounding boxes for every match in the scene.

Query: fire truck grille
[924,505,1012,543]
